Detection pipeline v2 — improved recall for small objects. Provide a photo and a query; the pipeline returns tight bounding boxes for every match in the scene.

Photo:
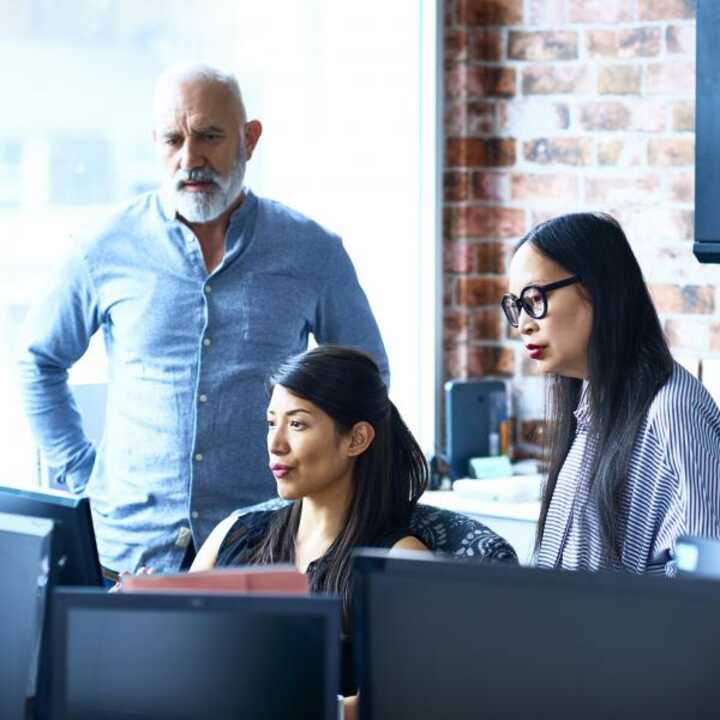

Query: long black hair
[520,213,673,560]
[248,345,427,620]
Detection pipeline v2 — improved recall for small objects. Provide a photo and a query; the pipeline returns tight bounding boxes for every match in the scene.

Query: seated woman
[191,344,428,701]
[502,212,720,574]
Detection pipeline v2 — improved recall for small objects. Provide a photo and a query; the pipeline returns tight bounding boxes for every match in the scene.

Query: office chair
[234,498,518,563]
[675,535,720,578]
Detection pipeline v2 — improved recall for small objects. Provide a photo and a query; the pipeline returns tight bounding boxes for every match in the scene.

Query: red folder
[120,564,309,595]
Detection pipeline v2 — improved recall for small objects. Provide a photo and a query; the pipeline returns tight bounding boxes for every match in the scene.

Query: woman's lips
[270,464,292,478]
[526,344,546,360]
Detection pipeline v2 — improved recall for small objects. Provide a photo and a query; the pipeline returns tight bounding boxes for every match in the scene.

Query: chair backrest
[235,498,518,564]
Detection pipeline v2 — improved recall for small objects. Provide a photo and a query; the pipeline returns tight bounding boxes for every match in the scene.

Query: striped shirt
[536,363,720,575]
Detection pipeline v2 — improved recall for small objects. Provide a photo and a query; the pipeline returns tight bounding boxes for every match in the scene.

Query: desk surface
[419,490,541,522]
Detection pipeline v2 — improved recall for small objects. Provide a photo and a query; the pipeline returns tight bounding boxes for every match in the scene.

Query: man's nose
[179,138,203,171]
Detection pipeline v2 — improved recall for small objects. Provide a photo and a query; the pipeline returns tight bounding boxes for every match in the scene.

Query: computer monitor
[675,535,720,578]
[353,550,720,720]
[51,590,341,720]
[0,485,101,586]
[0,512,55,720]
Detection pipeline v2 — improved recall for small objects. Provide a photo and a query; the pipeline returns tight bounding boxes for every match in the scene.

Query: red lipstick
[525,344,546,360]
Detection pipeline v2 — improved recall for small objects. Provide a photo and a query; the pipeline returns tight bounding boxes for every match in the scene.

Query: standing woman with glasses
[501,212,720,574]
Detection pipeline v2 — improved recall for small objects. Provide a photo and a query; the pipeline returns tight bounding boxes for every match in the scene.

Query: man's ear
[347,421,375,457]
[243,120,263,158]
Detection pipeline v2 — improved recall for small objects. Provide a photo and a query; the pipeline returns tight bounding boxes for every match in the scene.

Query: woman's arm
[391,535,429,552]
[189,513,240,572]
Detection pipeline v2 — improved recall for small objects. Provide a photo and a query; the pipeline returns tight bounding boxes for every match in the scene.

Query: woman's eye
[290,420,305,430]
[266,419,275,428]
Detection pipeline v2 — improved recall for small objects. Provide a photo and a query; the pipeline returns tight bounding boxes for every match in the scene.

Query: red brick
[522,65,591,95]
[523,137,593,166]
[472,29,503,61]
[664,318,710,352]
[444,241,477,273]
[445,101,496,137]
[568,0,634,23]
[580,102,631,131]
[466,345,515,377]
[639,0,696,21]
[444,309,470,345]
[649,284,715,314]
[444,345,466,380]
[444,171,470,202]
[508,31,578,61]
[472,171,510,202]
[597,139,645,167]
[472,309,503,340]
[466,101,498,135]
[499,100,570,132]
[645,63,695,95]
[666,25,696,55]
[476,242,507,273]
[527,0,567,25]
[598,65,642,95]
[672,101,694,131]
[456,276,509,307]
[670,171,694,203]
[587,29,663,59]
[584,174,662,205]
[458,0,523,25]
[445,205,526,238]
[647,137,694,166]
[444,241,506,274]
[447,65,516,98]
[511,173,578,202]
[445,30,469,65]
[446,137,516,167]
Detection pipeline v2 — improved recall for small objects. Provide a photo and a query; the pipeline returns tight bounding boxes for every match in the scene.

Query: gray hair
[154,63,247,125]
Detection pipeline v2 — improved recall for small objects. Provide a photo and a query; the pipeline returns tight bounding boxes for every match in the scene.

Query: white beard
[169,145,247,223]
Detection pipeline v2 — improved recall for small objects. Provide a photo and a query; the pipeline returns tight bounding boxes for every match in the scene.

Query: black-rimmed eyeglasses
[501,276,581,328]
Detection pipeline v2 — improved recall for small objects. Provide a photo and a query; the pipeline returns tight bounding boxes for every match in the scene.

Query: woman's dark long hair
[247,345,427,621]
[523,213,673,561]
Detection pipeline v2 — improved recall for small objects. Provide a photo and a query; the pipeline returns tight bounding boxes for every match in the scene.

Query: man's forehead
[154,79,240,129]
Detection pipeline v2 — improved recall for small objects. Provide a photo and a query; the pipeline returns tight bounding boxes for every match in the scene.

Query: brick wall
[443,0,716,456]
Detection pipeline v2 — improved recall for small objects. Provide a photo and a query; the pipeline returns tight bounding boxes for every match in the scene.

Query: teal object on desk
[469,455,513,479]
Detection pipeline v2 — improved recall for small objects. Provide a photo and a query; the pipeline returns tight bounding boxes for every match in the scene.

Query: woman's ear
[347,421,375,457]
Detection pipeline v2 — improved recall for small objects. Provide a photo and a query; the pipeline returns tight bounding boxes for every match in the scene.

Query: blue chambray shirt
[18,188,388,572]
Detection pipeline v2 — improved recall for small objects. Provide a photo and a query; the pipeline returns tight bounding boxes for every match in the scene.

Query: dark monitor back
[353,551,720,720]
[0,512,55,720]
[0,485,101,586]
[52,590,341,720]
[444,380,506,478]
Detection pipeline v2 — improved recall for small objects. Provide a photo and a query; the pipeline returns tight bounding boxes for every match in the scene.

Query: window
[0,0,440,485]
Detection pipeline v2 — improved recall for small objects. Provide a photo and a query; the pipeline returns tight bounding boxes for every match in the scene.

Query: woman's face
[508,242,593,379]
[266,385,355,501]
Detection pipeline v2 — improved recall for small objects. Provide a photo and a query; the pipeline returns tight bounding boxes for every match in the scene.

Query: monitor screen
[0,512,54,720]
[0,485,101,586]
[52,590,340,720]
[353,550,720,720]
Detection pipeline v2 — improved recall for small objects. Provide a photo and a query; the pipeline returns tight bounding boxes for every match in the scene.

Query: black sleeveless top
[216,508,412,695]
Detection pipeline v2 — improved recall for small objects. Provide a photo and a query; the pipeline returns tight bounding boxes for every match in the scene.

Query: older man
[19,64,388,576]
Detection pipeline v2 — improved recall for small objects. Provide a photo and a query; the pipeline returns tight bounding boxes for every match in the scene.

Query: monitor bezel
[0,485,101,587]
[51,588,341,720]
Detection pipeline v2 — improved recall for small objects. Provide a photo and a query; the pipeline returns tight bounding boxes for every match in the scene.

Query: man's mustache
[173,167,220,190]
